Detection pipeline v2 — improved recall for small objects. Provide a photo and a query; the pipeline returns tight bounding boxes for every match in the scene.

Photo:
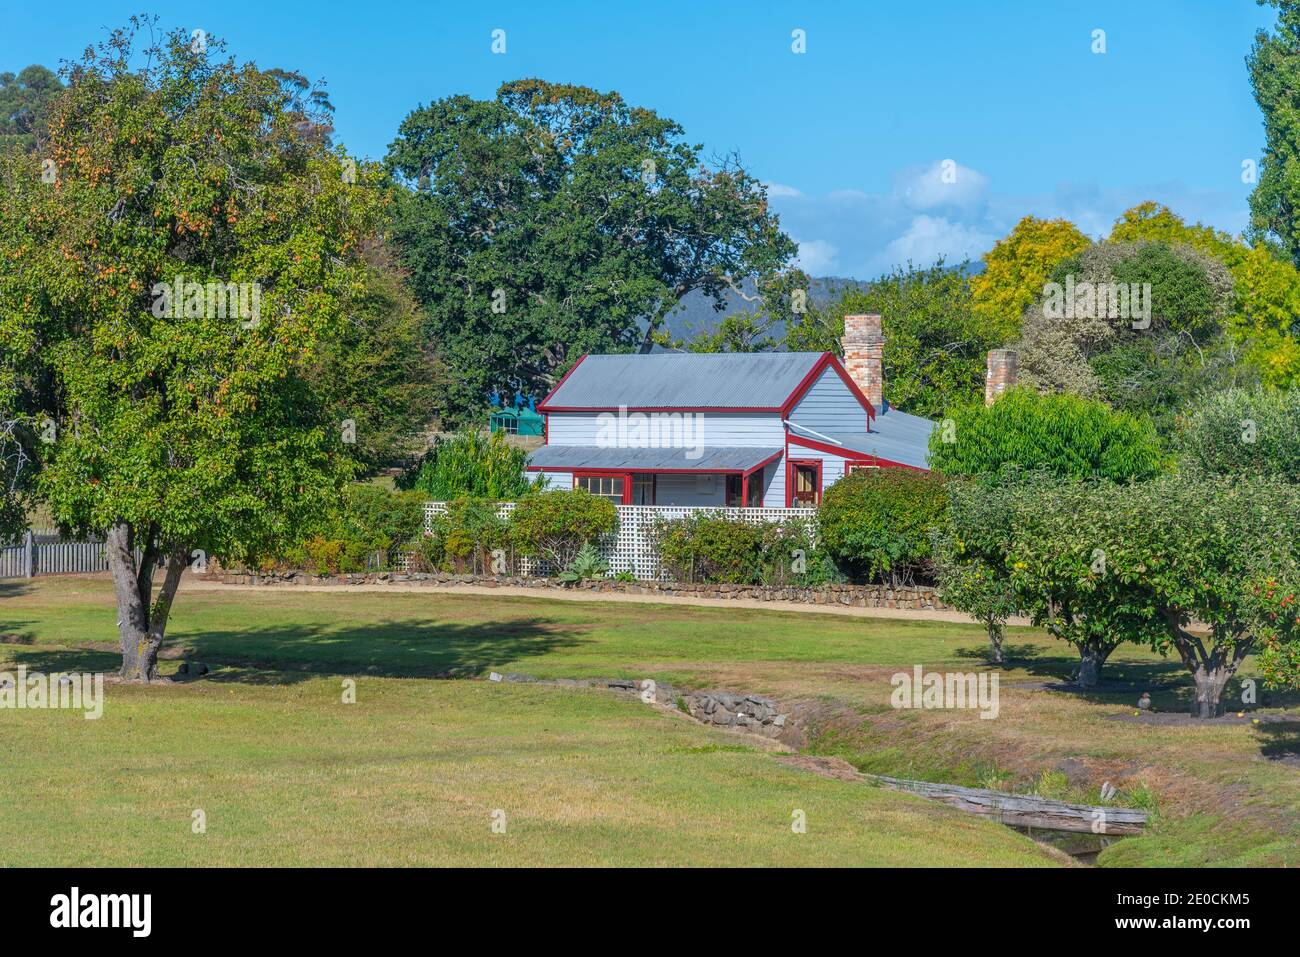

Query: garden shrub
[418,497,510,574]
[295,535,371,575]
[397,429,539,499]
[343,482,427,549]
[653,513,839,586]
[817,469,948,584]
[558,543,609,584]
[276,483,426,574]
[1173,386,1300,479]
[508,489,618,569]
[927,387,1166,481]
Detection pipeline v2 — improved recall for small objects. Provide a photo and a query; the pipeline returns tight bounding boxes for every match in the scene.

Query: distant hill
[655,261,983,350]
[656,276,867,350]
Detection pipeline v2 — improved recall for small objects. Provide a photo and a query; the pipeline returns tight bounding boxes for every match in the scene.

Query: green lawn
[0,578,1060,867]
[2,576,1298,866]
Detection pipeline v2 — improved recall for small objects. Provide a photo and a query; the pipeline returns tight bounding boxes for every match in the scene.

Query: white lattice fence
[608,505,816,580]
[421,501,815,581]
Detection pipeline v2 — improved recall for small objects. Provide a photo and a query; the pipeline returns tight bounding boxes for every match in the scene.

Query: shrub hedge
[414,497,510,574]
[653,513,840,586]
[397,429,539,499]
[278,483,426,574]
[816,469,948,584]
[508,489,618,568]
[927,387,1166,481]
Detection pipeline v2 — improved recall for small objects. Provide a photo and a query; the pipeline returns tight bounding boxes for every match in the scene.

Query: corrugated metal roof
[528,445,782,472]
[788,406,935,470]
[541,352,825,409]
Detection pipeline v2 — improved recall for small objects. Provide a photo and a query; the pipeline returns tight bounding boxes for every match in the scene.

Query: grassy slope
[3,577,1298,866]
[0,578,1057,867]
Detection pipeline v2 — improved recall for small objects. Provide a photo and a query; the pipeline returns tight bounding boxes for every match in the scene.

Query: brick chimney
[841,313,883,412]
[985,349,1017,405]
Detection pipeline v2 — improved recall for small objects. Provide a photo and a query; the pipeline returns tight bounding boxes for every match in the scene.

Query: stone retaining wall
[209,569,953,611]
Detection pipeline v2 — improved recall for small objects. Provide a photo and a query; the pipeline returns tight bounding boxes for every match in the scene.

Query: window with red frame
[575,474,625,502]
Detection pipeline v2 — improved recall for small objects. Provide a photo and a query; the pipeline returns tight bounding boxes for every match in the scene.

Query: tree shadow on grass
[0,581,38,644]
[951,636,1220,711]
[5,645,122,675]
[185,616,582,684]
[4,616,583,685]
[1016,656,1300,716]
[1253,721,1300,764]
[953,643,1047,667]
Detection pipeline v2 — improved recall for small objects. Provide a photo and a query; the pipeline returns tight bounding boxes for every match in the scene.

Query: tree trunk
[1162,610,1254,720]
[1188,643,1252,718]
[105,520,187,682]
[1192,666,1231,718]
[106,521,149,679]
[1075,638,1114,689]
[986,619,1004,665]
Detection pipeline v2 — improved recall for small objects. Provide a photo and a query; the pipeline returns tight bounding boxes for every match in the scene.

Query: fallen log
[867,775,1148,835]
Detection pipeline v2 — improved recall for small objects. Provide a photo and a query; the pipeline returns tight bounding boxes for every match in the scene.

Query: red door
[789,460,821,505]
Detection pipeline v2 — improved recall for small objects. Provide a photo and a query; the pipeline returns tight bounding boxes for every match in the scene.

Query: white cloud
[894,160,989,214]
[793,237,839,274]
[764,181,804,198]
[764,159,1247,280]
[871,215,997,274]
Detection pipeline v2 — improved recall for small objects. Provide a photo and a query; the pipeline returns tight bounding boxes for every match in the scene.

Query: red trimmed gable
[779,351,876,422]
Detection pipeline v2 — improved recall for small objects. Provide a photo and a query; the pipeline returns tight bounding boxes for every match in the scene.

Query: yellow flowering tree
[970,216,1091,339]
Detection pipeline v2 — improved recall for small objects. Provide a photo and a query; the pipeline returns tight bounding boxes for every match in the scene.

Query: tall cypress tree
[1248,1,1300,265]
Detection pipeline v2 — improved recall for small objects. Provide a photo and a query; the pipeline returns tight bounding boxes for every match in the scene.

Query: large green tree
[385,80,796,423]
[1249,0,1300,267]
[0,63,64,531]
[0,64,62,153]
[1016,238,1245,431]
[969,215,1091,339]
[0,408,28,540]
[784,261,998,418]
[0,21,385,680]
[305,240,444,469]
[1110,202,1300,387]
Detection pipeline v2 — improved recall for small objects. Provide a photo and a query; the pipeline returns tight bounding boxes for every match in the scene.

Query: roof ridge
[539,350,829,412]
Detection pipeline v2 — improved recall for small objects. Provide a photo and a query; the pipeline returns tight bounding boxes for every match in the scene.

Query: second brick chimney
[985,349,1017,405]
[841,313,883,413]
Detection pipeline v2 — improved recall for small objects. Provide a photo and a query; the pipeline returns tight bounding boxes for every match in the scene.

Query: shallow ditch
[1009,827,1120,864]
[484,670,1142,862]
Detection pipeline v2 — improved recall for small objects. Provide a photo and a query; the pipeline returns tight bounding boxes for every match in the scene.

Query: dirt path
[185,578,1035,626]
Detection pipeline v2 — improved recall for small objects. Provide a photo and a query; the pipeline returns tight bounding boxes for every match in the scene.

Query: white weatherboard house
[528,314,938,507]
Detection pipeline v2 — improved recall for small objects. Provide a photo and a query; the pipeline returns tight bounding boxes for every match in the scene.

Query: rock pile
[684,691,789,738]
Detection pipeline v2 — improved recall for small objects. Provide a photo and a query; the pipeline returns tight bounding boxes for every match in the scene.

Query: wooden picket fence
[0,529,114,579]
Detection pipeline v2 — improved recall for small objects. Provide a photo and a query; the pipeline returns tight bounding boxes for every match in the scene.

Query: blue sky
[0,0,1278,278]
